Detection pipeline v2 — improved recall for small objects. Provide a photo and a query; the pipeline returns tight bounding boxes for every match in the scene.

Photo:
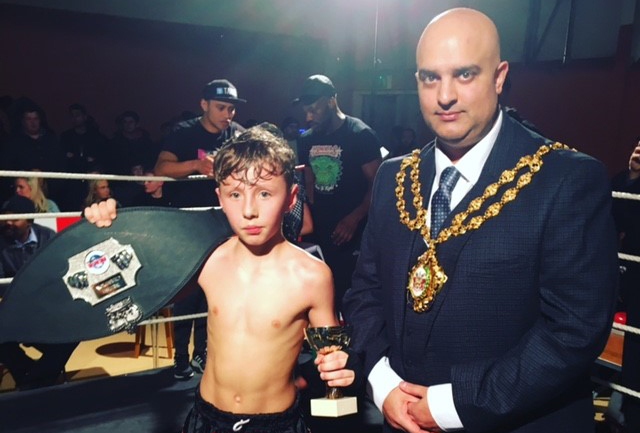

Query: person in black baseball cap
[153,77,247,379]
[293,74,337,106]
[201,79,247,104]
[295,73,382,317]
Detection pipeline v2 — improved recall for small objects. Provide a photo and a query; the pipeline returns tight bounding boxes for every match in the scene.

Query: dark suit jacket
[343,112,619,433]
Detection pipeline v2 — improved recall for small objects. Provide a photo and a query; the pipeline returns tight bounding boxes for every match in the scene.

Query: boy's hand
[314,349,355,387]
[84,198,118,227]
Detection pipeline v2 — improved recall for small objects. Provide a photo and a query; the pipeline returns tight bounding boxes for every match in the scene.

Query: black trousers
[172,288,207,361]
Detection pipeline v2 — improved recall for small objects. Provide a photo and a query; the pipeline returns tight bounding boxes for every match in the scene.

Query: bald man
[343,8,617,433]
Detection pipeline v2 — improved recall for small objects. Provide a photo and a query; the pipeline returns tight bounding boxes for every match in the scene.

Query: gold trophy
[304,325,358,417]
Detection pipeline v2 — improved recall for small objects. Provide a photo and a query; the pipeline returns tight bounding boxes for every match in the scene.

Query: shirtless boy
[85,125,355,433]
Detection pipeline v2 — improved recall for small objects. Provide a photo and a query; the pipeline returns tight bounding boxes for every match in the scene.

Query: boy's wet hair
[214,123,296,187]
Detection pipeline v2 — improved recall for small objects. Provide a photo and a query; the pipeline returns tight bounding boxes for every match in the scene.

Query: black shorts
[182,390,310,433]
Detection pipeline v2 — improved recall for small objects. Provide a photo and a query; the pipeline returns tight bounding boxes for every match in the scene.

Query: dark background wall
[1,4,639,176]
[0,5,328,140]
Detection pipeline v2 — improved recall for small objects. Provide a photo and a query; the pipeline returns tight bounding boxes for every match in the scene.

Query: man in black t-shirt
[296,75,382,315]
[156,79,246,208]
[154,79,245,380]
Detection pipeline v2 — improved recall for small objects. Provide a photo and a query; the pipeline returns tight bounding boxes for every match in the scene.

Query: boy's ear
[215,188,223,210]
[287,183,299,213]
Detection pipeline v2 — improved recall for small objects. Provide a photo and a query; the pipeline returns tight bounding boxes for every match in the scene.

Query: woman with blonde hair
[14,177,60,213]
[83,179,119,208]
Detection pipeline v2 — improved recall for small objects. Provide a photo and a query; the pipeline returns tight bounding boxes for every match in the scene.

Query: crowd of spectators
[0,96,202,212]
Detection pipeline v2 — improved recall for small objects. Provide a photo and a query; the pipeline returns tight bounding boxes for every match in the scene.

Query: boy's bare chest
[201,271,309,329]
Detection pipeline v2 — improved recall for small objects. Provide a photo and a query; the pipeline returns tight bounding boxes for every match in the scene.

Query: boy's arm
[307,261,360,389]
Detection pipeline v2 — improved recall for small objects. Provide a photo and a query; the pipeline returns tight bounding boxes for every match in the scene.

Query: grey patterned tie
[430,166,461,238]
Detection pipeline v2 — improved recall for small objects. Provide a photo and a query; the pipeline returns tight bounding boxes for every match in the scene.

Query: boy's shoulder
[285,242,333,282]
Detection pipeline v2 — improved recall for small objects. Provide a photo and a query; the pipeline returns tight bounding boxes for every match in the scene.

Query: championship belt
[0,207,232,343]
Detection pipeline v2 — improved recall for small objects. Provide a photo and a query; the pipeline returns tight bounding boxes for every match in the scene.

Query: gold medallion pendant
[407,248,448,312]
[395,142,570,313]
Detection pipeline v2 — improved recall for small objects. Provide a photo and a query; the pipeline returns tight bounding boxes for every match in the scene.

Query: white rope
[0,211,81,221]
[0,169,176,182]
[613,322,640,335]
[138,312,207,325]
[613,190,640,201]
[592,377,640,401]
[619,252,640,264]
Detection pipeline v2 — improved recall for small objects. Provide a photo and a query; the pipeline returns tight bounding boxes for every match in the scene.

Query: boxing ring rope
[0,169,639,398]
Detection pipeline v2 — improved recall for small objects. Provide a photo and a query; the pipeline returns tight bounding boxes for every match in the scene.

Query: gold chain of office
[395,141,571,312]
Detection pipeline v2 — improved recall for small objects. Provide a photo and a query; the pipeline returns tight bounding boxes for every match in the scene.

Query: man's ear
[495,61,510,95]
[200,99,209,113]
[287,183,299,213]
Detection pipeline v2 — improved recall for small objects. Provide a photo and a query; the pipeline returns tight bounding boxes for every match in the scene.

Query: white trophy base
[310,396,358,417]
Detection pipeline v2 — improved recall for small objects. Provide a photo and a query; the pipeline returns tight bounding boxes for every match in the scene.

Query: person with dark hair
[156,79,246,209]
[0,196,78,389]
[385,126,419,160]
[296,74,382,315]
[130,167,173,207]
[84,124,357,433]
[154,79,246,379]
[343,8,617,433]
[0,102,66,207]
[60,103,107,173]
[58,103,109,210]
[108,110,158,176]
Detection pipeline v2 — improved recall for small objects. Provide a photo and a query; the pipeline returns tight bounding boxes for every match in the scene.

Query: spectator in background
[385,126,419,160]
[59,103,107,173]
[612,139,640,432]
[0,102,66,206]
[108,110,159,176]
[12,177,60,213]
[83,179,118,209]
[0,196,78,389]
[58,104,108,210]
[130,167,173,207]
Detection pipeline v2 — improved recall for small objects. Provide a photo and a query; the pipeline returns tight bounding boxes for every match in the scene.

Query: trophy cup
[304,325,358,417]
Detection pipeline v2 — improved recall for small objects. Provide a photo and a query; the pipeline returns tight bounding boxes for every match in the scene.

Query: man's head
[416,8,509,159]
[120,110,140,134]
[214,124,297,247]
[22,110,41,137]
[69,103,88,128]
[143,168,164,196]
[1,195,36,243]
[200,79,245,134]
[297,75,338,134]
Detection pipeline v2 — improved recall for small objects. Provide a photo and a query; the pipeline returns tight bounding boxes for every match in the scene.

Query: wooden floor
[0,323,175,392]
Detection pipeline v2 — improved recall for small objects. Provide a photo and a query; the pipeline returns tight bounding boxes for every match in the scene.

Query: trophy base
[310,396,358,417]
